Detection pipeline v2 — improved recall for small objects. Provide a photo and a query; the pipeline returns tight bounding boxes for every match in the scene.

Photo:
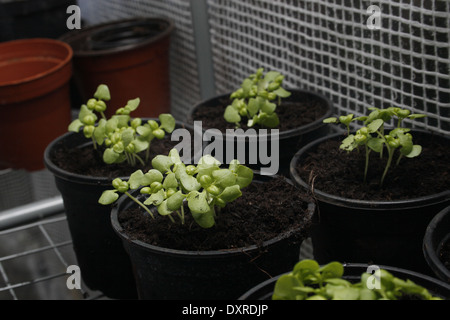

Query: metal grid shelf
[0,214,106,300]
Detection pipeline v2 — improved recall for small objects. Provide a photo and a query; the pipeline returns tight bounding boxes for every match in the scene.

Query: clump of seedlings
[273,259,442,300]
[68,84,176,166]
[323,107,426,187]
[224,68,291,128]
[99,148,254,229]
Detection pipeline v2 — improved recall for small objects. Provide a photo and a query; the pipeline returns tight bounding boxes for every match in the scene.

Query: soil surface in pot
[50,133,191,179]
[295,133,450,201]
[440,239,450,271]
[118,177,313,251]
[190,95,328,132]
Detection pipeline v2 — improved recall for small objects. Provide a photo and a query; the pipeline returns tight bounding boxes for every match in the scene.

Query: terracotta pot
[60,18,174,118]
[0,38,73,171]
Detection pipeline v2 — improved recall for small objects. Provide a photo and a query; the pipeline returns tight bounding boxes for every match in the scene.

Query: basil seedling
[224,68,291,128]
[99,148,254,229]
[273,260,442,300]
[323,107,426,187]
[68,84,176,166]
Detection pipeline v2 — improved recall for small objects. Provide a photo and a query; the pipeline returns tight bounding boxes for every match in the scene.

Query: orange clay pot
[60,18,174,118]
[0,38,73,171]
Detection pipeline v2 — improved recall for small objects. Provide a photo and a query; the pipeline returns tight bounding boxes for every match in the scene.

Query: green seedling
[68,84,176,166]
[323,107,426,187]
[224,68,291,128]
[99,148,254,229]
[273,259,442,300]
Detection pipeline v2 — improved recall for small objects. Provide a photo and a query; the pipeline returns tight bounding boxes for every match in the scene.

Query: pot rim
[189,89,334,140]
[238,262,450,300]
[423,205,450,282]
[110,173,316,258]
[43,119,195,186]
[289,128,450,210]
[0,38,73,87]
[60,17,175,57]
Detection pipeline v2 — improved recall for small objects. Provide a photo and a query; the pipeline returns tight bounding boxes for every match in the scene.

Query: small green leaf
[126,98,140,112]
[318,262,344,280]
[152,155,174,174]
[367,137,384,153]
[247,98,261,117]
[112,115,130,128]
[273,87,291,98]
[133,137,149,153]
[408,114,427,120]
[94,84,111,101]
[235,165,254,189]
[367,119,384,133]
[260,112,279,128]
[136,124,152,137]
[166,190,185,211]
[141,169,164,186]
[103,148,120,164]
[163,172,179,189]
[212,169,237,188]
[93,119,107,145]
[128,170,144,189]
[218,185,242,203]
[121,128,134,147]
[98,190,119,205]
[106,118,119,134]
[405,145,422,158]
[68,119,83,132]
[144,189,165,206]
[224,105,241,123]
[157,200,173,216]
[323,117,338,124]
[159,114,176,133]
[261,101,277,114]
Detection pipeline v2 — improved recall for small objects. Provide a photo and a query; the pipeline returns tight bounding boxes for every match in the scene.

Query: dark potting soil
[439,239,450,271]
[118,177,313,251]
[295,132,450,201]
[50,134,190,179]
[189,96,328,132]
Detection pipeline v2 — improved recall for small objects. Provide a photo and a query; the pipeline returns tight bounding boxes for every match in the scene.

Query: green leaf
[128,170,144,189]
[136,124,152,137]
[367,119,384,133]
[68,119,83,132]
[98,190,119,205]
[218,185,242,203]
[112,115,130,128]
[260,112,279,128]
[367,137,384,153]
[405,145,422,158]
[408,114,427,120]
[241,78,253,95]
[157,200,173,216]
[126,98,140,112]
[105,118,119,134]
[247,98,261,117]
[144,189,165,206]
[264,71,281,83]
[163,172,179,189]
[187,191,215,228]
[261,101,277,114]
[166,191,185,211]
[94,84,111,101]
[103,148,120,164]
[169,148,182,165]
[121,128,134,147]
[141,169,164,186]
[235,165,254,189]
[159,114,176,133]
[212,169,237,188]
[273,87,291,98]
[93,119,107,145]
[273,274,304,300]
[318,262,344,280]
[323,117,338,124]
[152,155,173,174]
[133,137,149,153]
[224,105,241,123]
[178,166,201,192]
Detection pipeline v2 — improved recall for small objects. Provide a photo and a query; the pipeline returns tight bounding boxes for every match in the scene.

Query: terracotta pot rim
[0,38,73,87]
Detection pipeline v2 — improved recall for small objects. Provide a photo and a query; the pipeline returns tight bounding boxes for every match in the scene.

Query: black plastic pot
[111,174,316,300]
[423,205,450,283]
[290,130,450,275]
[238,263,450,300]
[44,119,193,299]
[188,89,333,176]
